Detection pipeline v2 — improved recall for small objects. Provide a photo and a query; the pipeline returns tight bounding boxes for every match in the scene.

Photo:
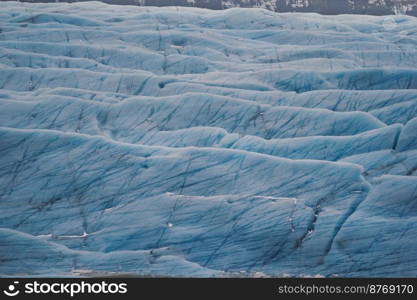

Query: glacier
[0,1,417,277]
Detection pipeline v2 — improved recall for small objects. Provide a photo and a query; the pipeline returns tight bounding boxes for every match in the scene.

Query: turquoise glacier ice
[0,1,417,277]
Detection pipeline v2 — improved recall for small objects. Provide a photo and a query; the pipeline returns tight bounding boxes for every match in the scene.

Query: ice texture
[0,2,417,277]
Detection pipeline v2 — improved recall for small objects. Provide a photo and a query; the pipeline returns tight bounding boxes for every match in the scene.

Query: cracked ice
[0,2,417,277]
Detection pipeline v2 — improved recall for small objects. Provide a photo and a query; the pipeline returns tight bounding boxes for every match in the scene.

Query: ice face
[0,2,416,277]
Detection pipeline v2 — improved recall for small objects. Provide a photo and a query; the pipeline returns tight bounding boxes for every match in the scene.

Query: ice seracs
[0,1,417,277]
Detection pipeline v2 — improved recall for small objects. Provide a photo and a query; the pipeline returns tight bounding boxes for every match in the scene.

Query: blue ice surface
[0,1,417,277]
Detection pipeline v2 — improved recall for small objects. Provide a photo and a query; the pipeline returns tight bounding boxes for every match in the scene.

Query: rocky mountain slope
[2,0,417,16]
